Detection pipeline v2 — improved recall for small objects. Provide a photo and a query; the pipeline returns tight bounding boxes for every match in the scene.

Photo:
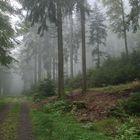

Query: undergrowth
[31,100,110,140]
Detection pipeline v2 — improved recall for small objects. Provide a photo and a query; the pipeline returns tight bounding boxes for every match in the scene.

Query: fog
[0,0,139,96]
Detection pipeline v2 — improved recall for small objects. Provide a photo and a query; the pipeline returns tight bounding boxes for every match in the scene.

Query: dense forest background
[0,0,140,96]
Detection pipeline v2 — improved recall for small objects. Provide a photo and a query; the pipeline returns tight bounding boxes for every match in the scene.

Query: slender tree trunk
[0,76,1,96]
[70,13,74,78]
[38,52,42,81]
[52,57,56,81]
[121,0,128,57]
[57,1,64,98]
[34,53,37,84]
[80,6,87,93]
[97,43,100,68]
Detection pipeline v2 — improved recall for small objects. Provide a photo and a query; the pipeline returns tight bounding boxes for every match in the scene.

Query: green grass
[0,103,20,140]
[89,81,140,94]
[66,81,140,95]
[0,97,9,110]
[31,103,111,140]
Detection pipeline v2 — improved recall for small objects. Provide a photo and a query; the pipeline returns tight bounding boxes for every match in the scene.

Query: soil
[17,102,34,140]
[68,91,129,121]
[32,91,129,122]
[0,104,10,122]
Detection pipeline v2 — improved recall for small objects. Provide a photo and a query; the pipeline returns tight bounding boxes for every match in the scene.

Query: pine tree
[102,0,129,57]
[76,0,90,93]
[0,0,15,65]
[20,0,78,97]
[128,0,140,32]
[89,3,107,68]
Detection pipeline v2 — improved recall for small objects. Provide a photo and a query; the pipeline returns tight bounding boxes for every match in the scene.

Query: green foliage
[115,118,140,140]
[123,93,140,116]
[0,1,15,65]
[101,0,127,38]
[109,93,140,118]
[44,100,72,113]
[109,102,129,118]
[0,97,6,109]
[66,50,140,89]
[90,118,121,137]
[31,104,110,140]
[89,3,107,67]
[128,0,140,32]
[33,78,56,102]
[65,75,82,90]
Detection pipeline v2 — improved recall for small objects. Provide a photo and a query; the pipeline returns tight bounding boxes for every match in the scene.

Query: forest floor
[0,82,140,140]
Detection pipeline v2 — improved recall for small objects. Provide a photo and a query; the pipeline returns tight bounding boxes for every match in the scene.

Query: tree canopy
[0,0,15,65]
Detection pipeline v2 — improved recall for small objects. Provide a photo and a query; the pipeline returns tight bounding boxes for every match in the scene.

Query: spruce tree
[102,0,129,57]
[89,3,107,68]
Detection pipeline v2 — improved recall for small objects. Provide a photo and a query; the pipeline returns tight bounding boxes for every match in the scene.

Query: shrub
[44,100,72,113]
[115,118,140,140]
[123,93,140,116]
[65,50,140,89]
[65,74,82,90]
[33,78,56,102]
[109,92,140,118]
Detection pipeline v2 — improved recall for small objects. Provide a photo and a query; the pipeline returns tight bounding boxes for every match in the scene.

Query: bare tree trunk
[80,6,87,93]
[70,13,74,78]
[34,53,37,84]
[57,1,64,98]
[121,0,128,57]
[97,43,100,68]
[52,57,56,81]
[38,44,42,81]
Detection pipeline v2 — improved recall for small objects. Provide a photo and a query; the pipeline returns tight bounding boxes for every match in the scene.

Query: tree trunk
[70,13,74,78]
[34,53,37,84]
[97,43,100,68]
[121,0,128,57]
[52,57,56,81]
[57,1,64,98]
[80,6,87,93]
[38,52,42,81]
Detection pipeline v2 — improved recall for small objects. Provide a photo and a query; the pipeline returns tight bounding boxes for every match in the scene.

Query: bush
[109,93,140,117]
[44,100,72,113]
[33,78,56,102]
[65,50,140,89]
[115,118,140,140]
[123,93,140,116]
[65,74,82,90]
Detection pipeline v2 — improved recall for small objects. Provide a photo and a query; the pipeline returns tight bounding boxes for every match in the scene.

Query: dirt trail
[0,104,11,139]
[0,104,10,122]
[17,102,34,140]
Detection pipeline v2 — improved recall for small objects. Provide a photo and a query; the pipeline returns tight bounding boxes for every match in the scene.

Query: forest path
[0,103,11,139]
[17,102,34,140]
[0,98,34,140]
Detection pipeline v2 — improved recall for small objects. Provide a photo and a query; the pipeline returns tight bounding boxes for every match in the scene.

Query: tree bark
[34,52,37,84]
[70,13,74,78]
[80,6,87,93]
[38,52,42,81]
[57,1,64,98]
[52,57,56,81]
[97,43,100,68]
[121,0,128,57]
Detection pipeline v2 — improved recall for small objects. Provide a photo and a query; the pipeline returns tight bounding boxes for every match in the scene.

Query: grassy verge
[31,102,111,140]
[0,103,20,140]
[0,97,7,109]
[70,81,140,94]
